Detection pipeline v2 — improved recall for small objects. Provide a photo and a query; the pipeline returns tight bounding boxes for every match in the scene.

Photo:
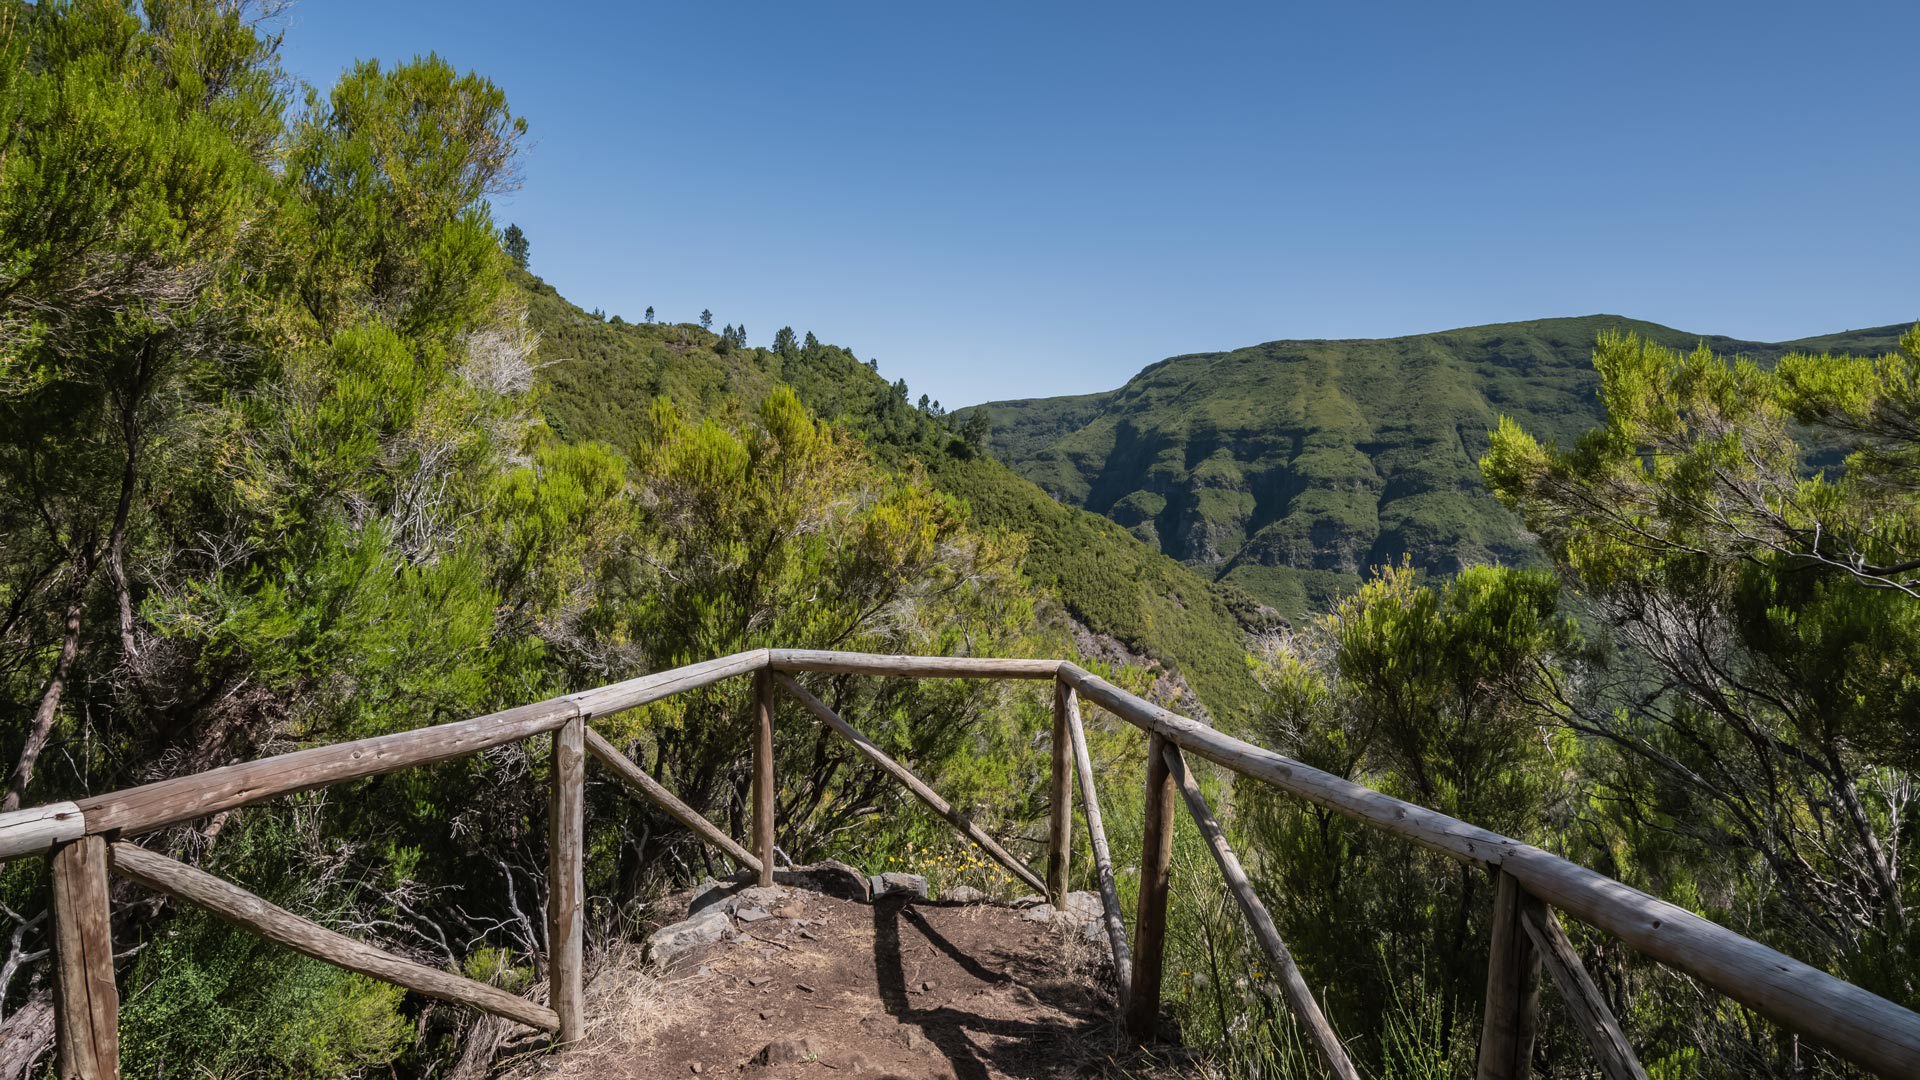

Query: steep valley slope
[962,316,1911,617]
[520,272,1265,722]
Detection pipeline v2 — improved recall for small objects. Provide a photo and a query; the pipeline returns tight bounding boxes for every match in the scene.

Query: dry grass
[500,943,699,1079]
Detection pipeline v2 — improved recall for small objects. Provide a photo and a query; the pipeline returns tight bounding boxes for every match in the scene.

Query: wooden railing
[3,649,1917,1080]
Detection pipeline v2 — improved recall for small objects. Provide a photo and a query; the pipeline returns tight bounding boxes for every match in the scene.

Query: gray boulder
[646,909,729,966]
[870,872,929,899]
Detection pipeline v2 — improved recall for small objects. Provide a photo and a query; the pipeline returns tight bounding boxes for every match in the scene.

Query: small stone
[735,905,772,923]
[920,980,934,992]
[771,904,804,919]
[752,1038,810,1066]
[1021,902,1057,922]
[1010,893,1046,907]
[746,974,771,987]
[903,1027,927,1052]
[758,1010,770,1021]
[796,982,816,993]
[798,928,819,940]
[690,1064,703,1075]
[942,885,986,903]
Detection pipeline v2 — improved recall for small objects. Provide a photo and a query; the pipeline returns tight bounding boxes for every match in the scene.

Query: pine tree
[804,331,820,351]
[700,309,713,329]
[644,306,655,323]
[773,326,798,357]
[961,409,992,451]
[503,223,529,269]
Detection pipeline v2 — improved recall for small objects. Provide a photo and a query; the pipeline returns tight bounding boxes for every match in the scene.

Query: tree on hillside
[700,308,713,329]
[0,0,286,811]
[805,330,820,351]
[1483,329,1920,1064]
[773,325,798,357]
[1242,564,1575,1062]
[961,408,992,452]
[503,222,529,268]
[645,305,655,323]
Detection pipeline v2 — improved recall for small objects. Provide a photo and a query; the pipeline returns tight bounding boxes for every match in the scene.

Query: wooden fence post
[1046,679,1074,905]
[1125,731,1177,1040]
[1476,869,1540,1080]
[49,835,117,1079]
[753,669,775,887]
[548,714,585,1043]
[1519,892,1647,1080]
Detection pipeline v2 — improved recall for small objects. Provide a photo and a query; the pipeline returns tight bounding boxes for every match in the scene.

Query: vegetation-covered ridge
[520,270,1267,721]
[962,315,1909,616]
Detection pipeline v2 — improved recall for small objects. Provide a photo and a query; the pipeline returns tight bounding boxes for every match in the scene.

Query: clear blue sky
[276,0,1918,408]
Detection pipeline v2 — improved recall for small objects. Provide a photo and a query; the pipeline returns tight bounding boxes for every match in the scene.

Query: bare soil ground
[502,879,1201,1080]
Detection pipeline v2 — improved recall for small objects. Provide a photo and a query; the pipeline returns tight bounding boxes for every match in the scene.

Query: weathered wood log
[0,803,83,860]
[769,650,1058,680]
[1062,682,1130,998]
[566,650,767,719]
[109,843,556,1032]
[583,728,760,872]
[548,716,585,1042]
[49,837,116,1080]
[1476,870,1541,1080]
[1059,663,1514,868]
[771,674,1046,894]
[1058,661,1920,1078]
[752,670,776,888]
[76,699,578,840]
[1046,680,1074,905]
[1500,844,1916,1079]
[1163,745,1358,1079]
[1520,894,1647,1080]
[1125,732,1176,1041]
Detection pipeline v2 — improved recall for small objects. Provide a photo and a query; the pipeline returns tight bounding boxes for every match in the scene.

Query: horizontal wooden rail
[584,728,761,872]
[567,650,768,718]
[111,842,558,1032]
[770,650,1059,680]
[1056,661,1920,1078]
[75,699,581,840]
[0,801,83,859]
[772,673,1047,895]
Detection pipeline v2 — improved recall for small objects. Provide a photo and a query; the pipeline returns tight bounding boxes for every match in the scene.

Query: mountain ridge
[960,315,1912,616]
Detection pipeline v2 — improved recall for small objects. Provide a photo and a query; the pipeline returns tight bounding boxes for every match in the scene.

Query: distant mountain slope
[519,272,1264,721]
[962,315,1911,616]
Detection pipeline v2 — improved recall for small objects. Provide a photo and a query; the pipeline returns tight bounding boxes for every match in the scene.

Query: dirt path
[506,874,1197,1080]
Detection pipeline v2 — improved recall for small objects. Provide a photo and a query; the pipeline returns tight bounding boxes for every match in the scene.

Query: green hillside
[522,272,1264,721]
[963,315,1911,616]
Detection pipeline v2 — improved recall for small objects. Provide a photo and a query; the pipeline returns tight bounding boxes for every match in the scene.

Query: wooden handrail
[75,698,580,840]
[769,649,1059,679]
[3,647,1915,1078]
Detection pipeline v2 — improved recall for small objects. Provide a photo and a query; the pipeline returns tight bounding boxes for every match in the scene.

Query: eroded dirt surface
[506,878,1195,1080]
